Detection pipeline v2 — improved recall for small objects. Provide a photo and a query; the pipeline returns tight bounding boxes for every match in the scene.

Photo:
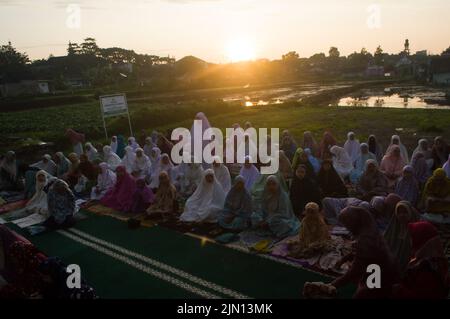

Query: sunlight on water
[337,93,450,109]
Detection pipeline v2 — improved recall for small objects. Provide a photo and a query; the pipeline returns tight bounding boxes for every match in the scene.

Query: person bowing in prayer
[329,206,399,298]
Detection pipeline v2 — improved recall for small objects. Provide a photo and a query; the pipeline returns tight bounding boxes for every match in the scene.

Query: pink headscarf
[100,166,137,212]
[380,145,406,176]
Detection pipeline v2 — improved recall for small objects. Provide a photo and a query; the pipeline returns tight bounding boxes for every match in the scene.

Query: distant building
[395,55,414,77]
[430,56,450,85]
[366,65,385,77]
[0,80,52,97]
[415,50,427,57]
[65,78,90,89]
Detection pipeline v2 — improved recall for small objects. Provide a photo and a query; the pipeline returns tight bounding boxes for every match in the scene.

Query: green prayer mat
[7,211,355,299]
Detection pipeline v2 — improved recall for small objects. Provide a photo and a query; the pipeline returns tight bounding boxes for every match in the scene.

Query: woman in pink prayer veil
[100,165,137,212]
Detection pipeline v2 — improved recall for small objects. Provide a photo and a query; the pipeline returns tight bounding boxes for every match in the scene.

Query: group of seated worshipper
[1,115,450,298]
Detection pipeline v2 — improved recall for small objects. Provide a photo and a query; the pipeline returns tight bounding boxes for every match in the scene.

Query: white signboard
[100,94,128,118]
[99,93,133,139]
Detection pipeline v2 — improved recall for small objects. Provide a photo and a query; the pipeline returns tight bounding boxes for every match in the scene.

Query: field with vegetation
[1,94,450,161]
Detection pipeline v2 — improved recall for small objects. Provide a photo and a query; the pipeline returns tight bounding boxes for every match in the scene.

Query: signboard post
[99,94,133,139]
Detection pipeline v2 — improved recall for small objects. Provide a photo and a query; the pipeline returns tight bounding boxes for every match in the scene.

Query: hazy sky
[1,0,449,62]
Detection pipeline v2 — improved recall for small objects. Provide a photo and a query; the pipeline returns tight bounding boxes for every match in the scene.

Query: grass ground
[1,97,450,156]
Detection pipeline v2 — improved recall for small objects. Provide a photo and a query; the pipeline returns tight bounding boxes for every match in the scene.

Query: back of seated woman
[44,179,76,229]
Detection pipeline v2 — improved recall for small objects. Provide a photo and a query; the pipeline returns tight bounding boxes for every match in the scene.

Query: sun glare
[226,38,256,62]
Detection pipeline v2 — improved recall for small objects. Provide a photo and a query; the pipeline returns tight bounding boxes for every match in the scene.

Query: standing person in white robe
[239,155,260,191]
[344,132,361,165]
[121,146,136,173]
[30,154,57,176]
[132,148,151,179]
[330,146,353,180]
[180,169,226,223]
[110,136,118,154]
[128,137,140,152]
[103,145,121,171]
[90,163,116,200]
[387,135,409,163]
[212,156,231,193]
[85,142,100,162]
[11,170,53,228]
[149,153,174,188]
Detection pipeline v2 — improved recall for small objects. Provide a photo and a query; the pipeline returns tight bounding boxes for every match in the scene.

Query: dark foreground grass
[1,98,450,155]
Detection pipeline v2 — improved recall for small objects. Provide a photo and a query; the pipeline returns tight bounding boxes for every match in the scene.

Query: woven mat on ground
[82,203,155,228]
[270,235,353,277]
[5,212,355,298]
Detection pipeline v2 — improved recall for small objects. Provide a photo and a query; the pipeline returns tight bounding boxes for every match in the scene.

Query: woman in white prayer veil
[148,147,162,176]
[90,162,116,200]
[121,146,136,173]
[344,131,361,164]
[212,156,231,193]
[132,148,152,179]
[30,154,57,176]
[225,137,242,176]
[190,112,211,169]
[19,170,50,214]
[8,170,54,228]
[143,137,156,158]
[412,138,433,169]
[110,136,118,154]
[236,133,258,160]
[85,142,100,162]
[172,151,189,187]
[180,169,226,223]
[127,136,140,152]
[330,145,353,180]
[149,153,174,188]
[239,155,261,191]
[103,145,122,171]
[387,135,409,163]
[179,157,204,197]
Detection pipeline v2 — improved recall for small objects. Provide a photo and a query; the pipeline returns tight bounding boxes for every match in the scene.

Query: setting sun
[225,38,256,62]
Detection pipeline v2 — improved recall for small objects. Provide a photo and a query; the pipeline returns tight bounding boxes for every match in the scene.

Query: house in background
[430,56,450,85]
[365,64,385,77]
[0,80,52,97]
[65,78,90,89]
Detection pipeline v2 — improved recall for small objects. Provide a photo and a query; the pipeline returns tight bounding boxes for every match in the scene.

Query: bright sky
[1,0,449,62]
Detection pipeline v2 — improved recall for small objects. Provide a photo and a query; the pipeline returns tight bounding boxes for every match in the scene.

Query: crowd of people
[1,111,450,299]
